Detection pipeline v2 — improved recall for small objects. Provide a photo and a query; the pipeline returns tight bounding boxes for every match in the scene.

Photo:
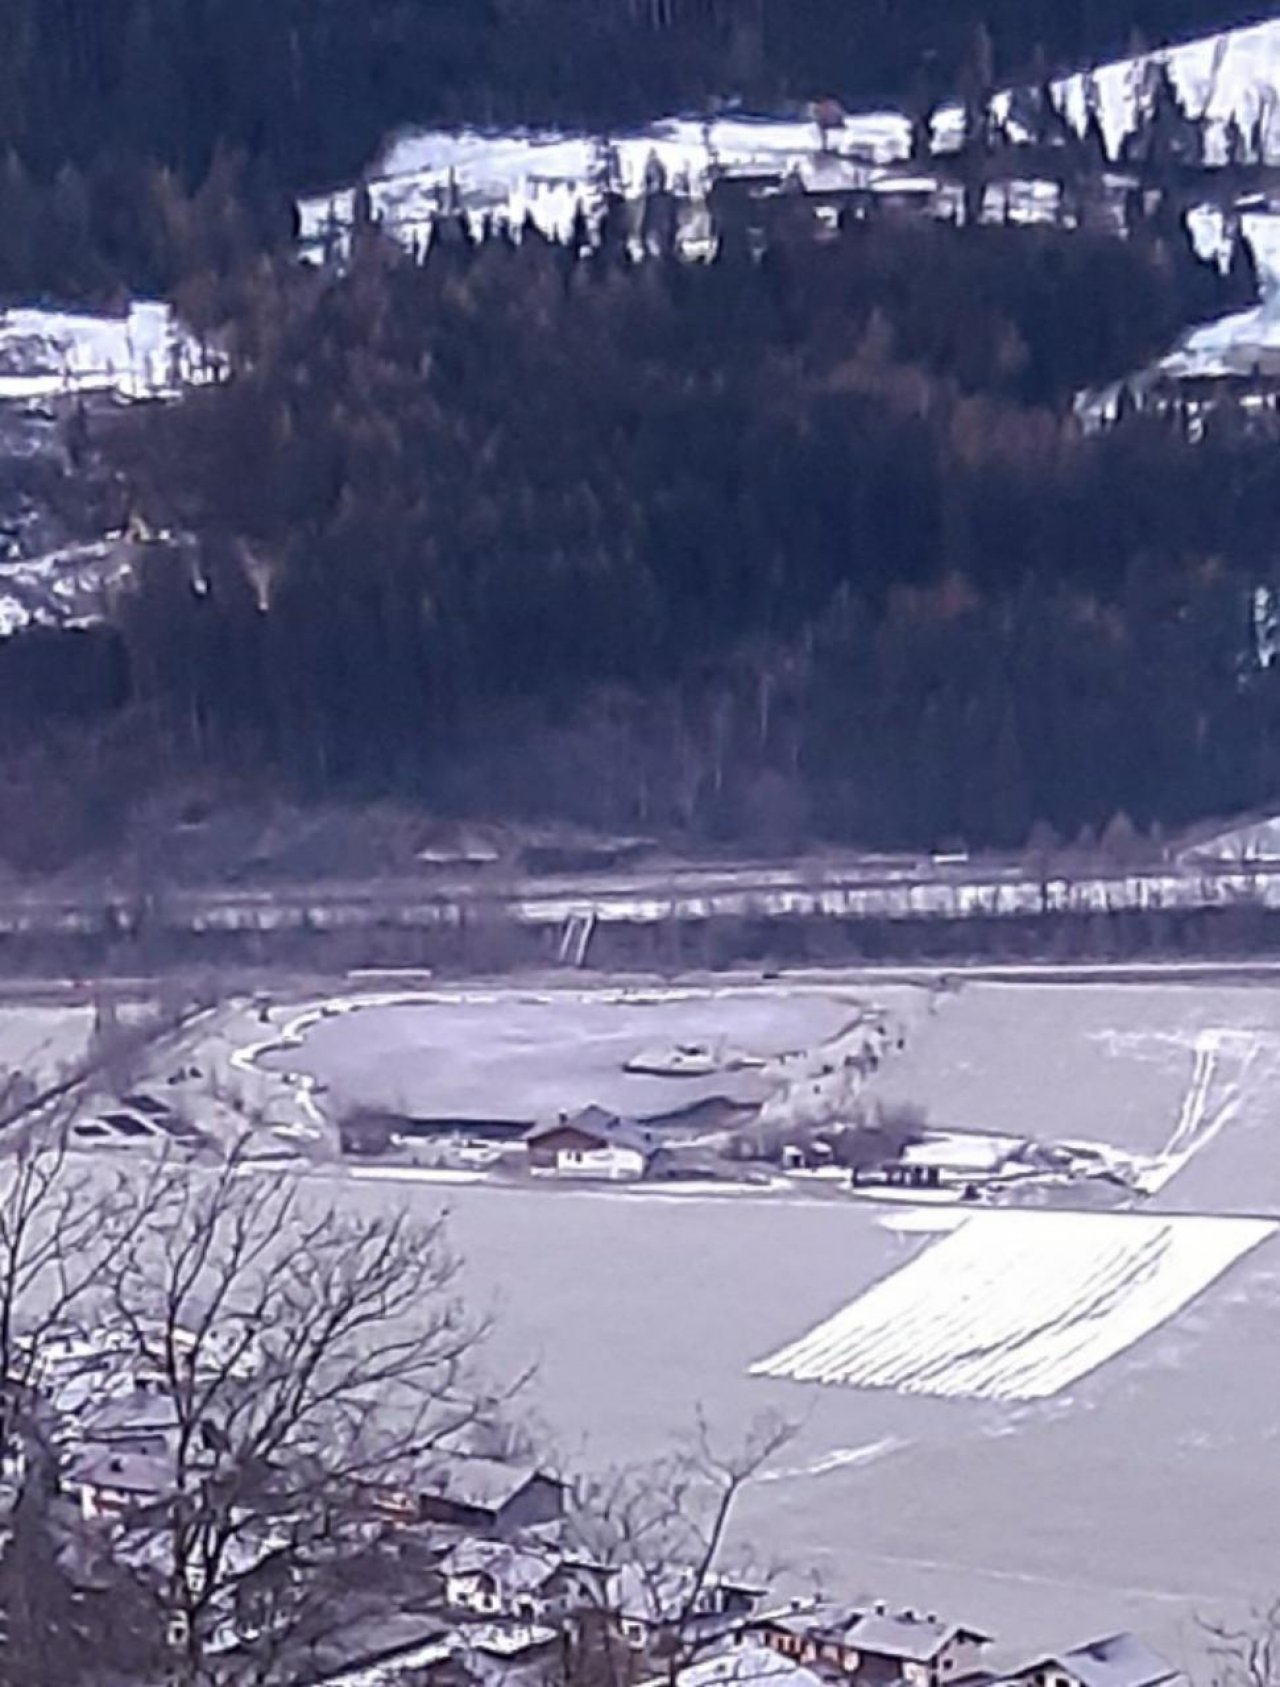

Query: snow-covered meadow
[207,973,1280,1655]
[296,15,1280,257]
[751,1208,1275,1401]
[0,300,217,403]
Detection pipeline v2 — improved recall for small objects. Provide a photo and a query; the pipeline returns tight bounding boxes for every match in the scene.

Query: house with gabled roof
[417,1457,566,1537]
[848,1608,992,1687]
[441,1537,610,1623]
[1006,1632,1183,1687]
[525,1107,660,1181]
[613,1564,768,1653]
[750,1601,991,1687]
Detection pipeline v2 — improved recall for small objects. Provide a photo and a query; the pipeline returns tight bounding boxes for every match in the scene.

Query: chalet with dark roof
[525,1106,659,1181]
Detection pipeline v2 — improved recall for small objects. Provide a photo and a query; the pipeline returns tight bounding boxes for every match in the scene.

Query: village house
[457,1620,564,1687]
[616,1565,768,1652]
[441,1538,611,1623]
[72,1387,180,1455]
[748,1602,865,1672]
[1005,1633,1183,1687]
[417,1458,566,1537]
[847,1609,991,1687]
[680,1644,829,1687]
[525,1106,659,1182]
[69,1445,175,1522]
[751,1602,992,1687]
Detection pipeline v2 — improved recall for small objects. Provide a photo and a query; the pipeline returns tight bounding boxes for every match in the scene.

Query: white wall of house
[555,1145,647,1181]
[937,1634,987,1679]
[446,1573,504,1615]
[1012,1668,1083,1687]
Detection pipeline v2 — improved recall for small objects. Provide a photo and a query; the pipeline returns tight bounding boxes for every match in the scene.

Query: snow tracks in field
[750,1210,1274,1401]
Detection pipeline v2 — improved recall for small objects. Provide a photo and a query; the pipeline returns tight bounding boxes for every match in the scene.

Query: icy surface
[259,983,870,1122]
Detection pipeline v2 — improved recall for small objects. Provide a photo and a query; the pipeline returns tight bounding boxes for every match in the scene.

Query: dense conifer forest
[0,0,1278,868]
[0,0,1273,188]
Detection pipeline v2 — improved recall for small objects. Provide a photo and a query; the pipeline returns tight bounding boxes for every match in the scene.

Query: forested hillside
[0,2,1278,871]
[16,207,1262,863]
[0,0,1273,192]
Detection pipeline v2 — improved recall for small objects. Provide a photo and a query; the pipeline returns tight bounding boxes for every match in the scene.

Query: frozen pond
[263,983,889,1123]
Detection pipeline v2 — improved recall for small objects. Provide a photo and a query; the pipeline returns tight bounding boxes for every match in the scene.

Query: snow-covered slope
[300,17,1280,257]
[0,302,217,402]
[298,111,914,253]
[1053,15,1280,164]
[0,539,147,638]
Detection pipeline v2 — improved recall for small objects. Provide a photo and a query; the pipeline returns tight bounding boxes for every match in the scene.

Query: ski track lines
[750,1211,1275,1402]
[1136,1027,1263,1196]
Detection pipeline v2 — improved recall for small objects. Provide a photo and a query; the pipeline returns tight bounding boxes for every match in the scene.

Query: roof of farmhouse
[1027,1633,1183,1687]
[420,1456,556,1513]
[526,1106,661,1157]
[850,1612,992,1663]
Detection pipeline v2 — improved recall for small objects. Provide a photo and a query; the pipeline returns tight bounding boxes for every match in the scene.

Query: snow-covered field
[0,301,217,403]
[1052,16,1280,164]
[335,1165,1280,1662]
[751,1208,1274,1400]
[297,16,1280,259]
[297,112,914,253]
[0,21,1275,472]
[208,973,1280,1658]
[0,1001,96,1089]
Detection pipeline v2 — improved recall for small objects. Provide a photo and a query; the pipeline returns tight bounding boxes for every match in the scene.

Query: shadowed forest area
[12,205,1277,866]
[1,0,1274,188]
[0,1,1278,871]
[0,0,1271,302]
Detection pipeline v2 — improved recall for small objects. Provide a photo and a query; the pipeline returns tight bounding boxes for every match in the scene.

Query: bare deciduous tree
[0,1128,157,1456]
[0,1124,172,1687]
[568,1411,796,1687]
[101,1157,508,1686]
[1202,1602,1280,1687]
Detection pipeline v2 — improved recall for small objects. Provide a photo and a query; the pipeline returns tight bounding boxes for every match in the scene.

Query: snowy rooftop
[1029,1632,1182,1687]
[680,1646,829,1687]
[850,1611,991,1663]
[420,1455,551,1512]
[441,1537,558,1595]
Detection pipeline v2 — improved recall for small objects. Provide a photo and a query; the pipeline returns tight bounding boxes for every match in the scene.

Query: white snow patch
[1129,1028,1259,1196]
[875,1206,971,1234]
[298,109,913,254]
[759,1435,907,1482]
[0,302,218,401]
[346,1165,485,1185]
[1044,17,1280,165]
[750,1209,1275,1401]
